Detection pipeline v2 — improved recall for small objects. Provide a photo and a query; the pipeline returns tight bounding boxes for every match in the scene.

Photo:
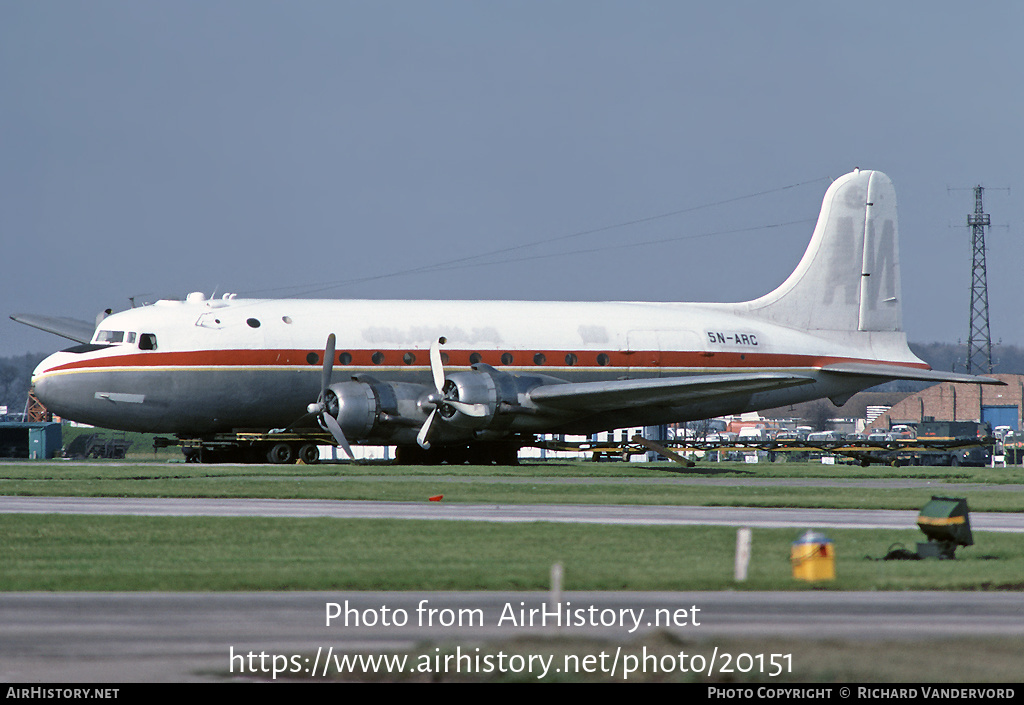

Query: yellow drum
[791,531,835,581]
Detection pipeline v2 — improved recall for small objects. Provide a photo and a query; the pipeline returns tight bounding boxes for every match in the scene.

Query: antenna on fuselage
[127,293,154,308]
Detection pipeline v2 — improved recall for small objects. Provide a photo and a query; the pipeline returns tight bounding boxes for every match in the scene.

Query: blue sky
[3,2,1021,357]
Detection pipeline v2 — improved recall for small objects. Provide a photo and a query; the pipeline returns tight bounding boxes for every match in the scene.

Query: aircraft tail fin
[742,169,902,333]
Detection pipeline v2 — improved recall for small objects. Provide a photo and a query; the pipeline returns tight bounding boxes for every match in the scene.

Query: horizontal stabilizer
[528,372,816,413]
[821,363,1004,386]
[10,314,95,344]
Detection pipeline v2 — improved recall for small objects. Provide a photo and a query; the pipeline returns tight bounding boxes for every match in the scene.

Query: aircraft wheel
[443,445,471,465]
[267,442,295,464]
[394,445,416,465]
[395,445,439,465]
[466,445,493,466]
[298,443,320,465]
[495,444,520,466]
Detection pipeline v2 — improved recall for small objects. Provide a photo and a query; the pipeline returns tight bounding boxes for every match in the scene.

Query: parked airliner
[16,169,998,464]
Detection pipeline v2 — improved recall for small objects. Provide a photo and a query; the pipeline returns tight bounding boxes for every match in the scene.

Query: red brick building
[870,374,1024,432]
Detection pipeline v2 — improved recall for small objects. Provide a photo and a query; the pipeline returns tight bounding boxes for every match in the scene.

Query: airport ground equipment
[916,496,973,559]
[790,530,836,581]
[156,430,522,465]
[535,435,995,468]
[63,432,133,459]
[900,421,992,467]
[0,421,62,459]
[1004,439,1024,465]
[155,431,332,464]
[155,430,997,466]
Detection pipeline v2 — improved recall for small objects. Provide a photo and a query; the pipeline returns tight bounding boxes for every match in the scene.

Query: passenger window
[139,334,158,350]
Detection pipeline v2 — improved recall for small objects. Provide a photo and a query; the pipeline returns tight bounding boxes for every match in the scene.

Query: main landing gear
[395,442,520,466]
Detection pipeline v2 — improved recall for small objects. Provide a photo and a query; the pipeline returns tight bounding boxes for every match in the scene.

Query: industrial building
[869,374,1023,433]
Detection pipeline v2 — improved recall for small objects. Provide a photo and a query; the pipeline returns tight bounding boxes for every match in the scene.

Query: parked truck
[901,421,992,467]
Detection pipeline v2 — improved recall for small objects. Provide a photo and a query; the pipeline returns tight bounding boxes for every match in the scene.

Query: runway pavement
[3,495,1024,532]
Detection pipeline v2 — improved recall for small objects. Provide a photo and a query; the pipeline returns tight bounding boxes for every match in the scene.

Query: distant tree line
[909,341,1024,377]
[1,342,1022,414]
[0,353,47,413]
[870,342,1024,393]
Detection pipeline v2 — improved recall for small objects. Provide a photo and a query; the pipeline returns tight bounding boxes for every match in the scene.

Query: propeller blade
[429,336,446,392]
[444,400,488,417]
[416,409,437,450]
[322,333,336,397]
[322,411,354,459]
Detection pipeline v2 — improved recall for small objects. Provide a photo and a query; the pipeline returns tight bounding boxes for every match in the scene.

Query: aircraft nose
[32,354,56,380]
[31,351,76,413]
[32,350,65,383]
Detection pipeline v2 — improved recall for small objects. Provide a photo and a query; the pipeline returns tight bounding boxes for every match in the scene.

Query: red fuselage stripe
[44,349,931,373]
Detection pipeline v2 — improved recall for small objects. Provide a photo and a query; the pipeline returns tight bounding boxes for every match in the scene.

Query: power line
[243,175,831,299]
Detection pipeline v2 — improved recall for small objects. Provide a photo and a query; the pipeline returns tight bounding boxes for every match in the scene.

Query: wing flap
[821,363,1004,386]
[10,314,96,344]
[528,372,816,413]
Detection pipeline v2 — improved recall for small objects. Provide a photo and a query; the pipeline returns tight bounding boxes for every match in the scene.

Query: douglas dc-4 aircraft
[16,169,999,464]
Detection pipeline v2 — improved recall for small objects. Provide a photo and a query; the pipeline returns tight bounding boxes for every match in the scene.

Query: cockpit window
[95,330,125,344]
[139,333,158,350]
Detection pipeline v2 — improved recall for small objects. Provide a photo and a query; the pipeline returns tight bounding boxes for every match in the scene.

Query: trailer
[154,432,333,464]
[156,424,996,467]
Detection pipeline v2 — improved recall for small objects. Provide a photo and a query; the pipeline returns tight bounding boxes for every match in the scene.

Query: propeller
[416,337,445,449]
[307,333,355,459]
[416,337,487,449]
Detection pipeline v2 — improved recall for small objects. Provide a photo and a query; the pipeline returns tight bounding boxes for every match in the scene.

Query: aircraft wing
[9,314,95,344]
[527,372,816,413]
[820,363,1004,386]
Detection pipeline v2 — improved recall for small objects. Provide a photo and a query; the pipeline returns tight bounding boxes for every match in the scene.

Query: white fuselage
[31,293,925,438]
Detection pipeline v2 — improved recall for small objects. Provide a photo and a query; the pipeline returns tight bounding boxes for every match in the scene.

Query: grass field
[3,514,1023,592]
[1,457,1022,591]
[2,457,1023,510]
[4,456,1021,682]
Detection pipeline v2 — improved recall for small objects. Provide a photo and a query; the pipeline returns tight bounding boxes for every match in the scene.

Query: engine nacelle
[323,376,423,441]
[324,381,380,439]
[437,363,523,432]
[321,366,556,445]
